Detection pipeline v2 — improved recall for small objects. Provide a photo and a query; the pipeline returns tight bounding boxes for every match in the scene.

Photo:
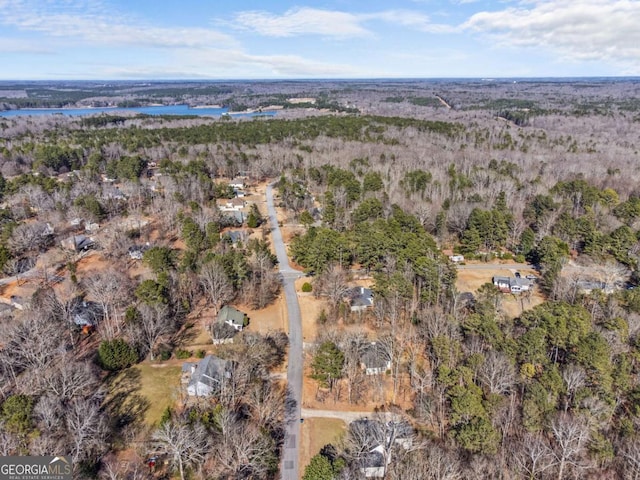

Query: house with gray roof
[217,305,248,331]
[360,342,391,375]
[350,418,415,478]
[492,276,532,294]
[184,355,234,397]
[350,287,374,312]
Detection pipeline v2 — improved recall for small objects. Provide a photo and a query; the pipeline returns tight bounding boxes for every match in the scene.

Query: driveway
[266,184,303,480]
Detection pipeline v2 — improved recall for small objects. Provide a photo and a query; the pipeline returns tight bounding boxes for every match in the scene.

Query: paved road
[267,184,303,480]
[456,263,533,271]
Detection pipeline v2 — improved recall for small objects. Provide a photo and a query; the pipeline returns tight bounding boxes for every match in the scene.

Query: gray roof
[218,306,246,327]
[360,343,390,369]
[187,355,232,393]
[71,299,103,326]
[361,448,385,469]
[351,287,374,308]
[493,276,531,288]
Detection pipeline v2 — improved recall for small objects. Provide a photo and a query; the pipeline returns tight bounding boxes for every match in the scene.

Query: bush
[98,339,139,371]
[515,254,526,263]
[175,349,192,359]
[195,349,206,358]
[301,282,313,293]
[158,348,172,361]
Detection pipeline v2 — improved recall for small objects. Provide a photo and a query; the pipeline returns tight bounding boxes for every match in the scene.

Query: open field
[456,263,545,317]
[106,363,182,427]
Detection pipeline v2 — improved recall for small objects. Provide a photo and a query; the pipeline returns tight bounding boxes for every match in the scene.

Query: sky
[0,0,638,79]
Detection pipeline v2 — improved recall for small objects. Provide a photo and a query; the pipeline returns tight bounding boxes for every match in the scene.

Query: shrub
[175,349,192,359]
[98,339,139,371]
[195,349,206,359]
[301,282,313,293]
[158,348,172,361]
[515,254,526,263]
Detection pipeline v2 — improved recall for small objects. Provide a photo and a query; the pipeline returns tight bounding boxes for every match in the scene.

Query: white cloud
[0,37,54,54]
[0,0,236,49]
[232,8,370,38]
[232,7,454,37]
[102,48,368,78]
[363,10,457,33]
[464,0,640,68]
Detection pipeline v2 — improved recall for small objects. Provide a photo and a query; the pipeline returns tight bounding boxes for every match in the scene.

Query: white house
[492,276,531,294]
[228,177,245,190]
[218,198,246,212]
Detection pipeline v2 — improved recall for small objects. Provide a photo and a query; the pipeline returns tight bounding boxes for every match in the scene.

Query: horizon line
[1,76,640,83]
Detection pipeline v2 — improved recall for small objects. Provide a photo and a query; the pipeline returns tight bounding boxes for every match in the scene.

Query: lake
[0,104,278,118]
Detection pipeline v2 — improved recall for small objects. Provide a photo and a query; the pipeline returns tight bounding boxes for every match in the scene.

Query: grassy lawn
[105,362,182,428]
[300,418,346,476]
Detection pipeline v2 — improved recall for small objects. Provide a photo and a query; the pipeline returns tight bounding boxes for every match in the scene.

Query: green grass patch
[105,363,182,427]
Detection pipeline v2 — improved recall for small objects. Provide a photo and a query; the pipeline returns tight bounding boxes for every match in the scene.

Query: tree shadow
[103,367,150,435]
[175,320,199,344]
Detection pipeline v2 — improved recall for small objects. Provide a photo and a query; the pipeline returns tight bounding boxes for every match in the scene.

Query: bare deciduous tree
[622,437,640,480]
[478,350,516,395]
[84,269,132,340]
[65,397,109,465]
[513,433,555,480]
[129,303,174,360]
[562,365,586,412]
[152,420,210,480]
[313,263,351,310]
[551,414,591,480]
[199,260,234,314]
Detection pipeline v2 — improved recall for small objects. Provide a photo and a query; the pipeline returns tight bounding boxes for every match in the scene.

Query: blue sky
[0,0,638,79]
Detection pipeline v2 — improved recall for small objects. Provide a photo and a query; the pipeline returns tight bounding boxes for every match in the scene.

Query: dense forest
[1,79,640,479]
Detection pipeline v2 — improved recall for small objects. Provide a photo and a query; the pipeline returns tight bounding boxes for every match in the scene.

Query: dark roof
[351,287,374,308]
[361,448,385,469]
[218,306,246,327]
[70,299,103,326]
[360,343,390,369]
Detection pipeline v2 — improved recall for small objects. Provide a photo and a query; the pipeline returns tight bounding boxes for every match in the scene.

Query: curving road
[266,184,303,480]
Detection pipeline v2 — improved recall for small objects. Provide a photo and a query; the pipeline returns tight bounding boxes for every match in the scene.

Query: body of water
[0,104,278,118]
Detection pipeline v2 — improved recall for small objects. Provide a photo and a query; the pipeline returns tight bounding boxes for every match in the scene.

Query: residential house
[350,287,374,312]
[184,355,234,397]
[217,305,248,331]
[228,177,245,190]
[128,243,150,260]
[218,197,246,212]
[360,445,388,478]
[70,299,103,327]
[84,222,99,234]
[61,235,95,252]
[360,342,391,375]
[221,229,249,245]
[351,418,414,478]
[492,276,531,294]
[220,211,245,226]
